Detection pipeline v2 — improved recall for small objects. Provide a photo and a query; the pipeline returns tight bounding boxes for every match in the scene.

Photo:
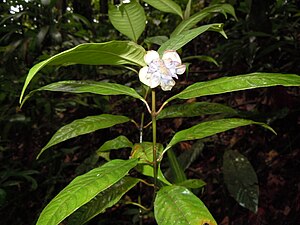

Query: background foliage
[0,0,299,224]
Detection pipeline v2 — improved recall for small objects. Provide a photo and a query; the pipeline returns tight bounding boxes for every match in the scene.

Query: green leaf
[21,81,146,107]
[97,135,133,152]
[157,102,237,119]
[154,185,217,225]
[171,4,237,37]
[176,179,206,189]
[168,73,300,102]
[143,0,183,18]
[182,55,219,66]
[223,150,259,213]
[184,0,192,20]
[19,41,146,103]
[165,118,275,151]
[108,1,146,42]
[39,114,130,158]
[68,176,139,225]
[165,141,204,182]
[144,36,169,46]
[158,23,226,55]
[36,159,138,225]
[131,142,171,185]
[167,149,187,183]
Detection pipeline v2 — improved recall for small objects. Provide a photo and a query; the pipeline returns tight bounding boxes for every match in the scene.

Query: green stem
[151,89,158,190]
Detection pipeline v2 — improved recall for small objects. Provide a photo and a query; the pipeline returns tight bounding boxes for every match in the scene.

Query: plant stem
[151,89,158,190]
[138,112,145,225]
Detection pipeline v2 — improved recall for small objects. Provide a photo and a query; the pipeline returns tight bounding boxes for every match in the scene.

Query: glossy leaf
[19,41,146,103]
[176,179,206,189]
[21,81,145,107]
[97,135,133,152]
[68,176,139,225]
[165,118,275,152]
[171,4,237,37]
[223,150,259,213]
[168,73,300,102]
[36,159,138,225]
[108,1,146,42]
[182,55,219,66]
[131,142,171,185]
[167,149,187,183]
[165,141,204,182]
[158,23,226,55]
[154,185,217,225]
[184,0,192,19]
[38,114,130,158]
[144,36,169,46]
[157,102,237,120]
[143,0,183,18]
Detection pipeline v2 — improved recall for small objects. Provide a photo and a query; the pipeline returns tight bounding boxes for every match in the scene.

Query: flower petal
[162,50,182,64]
[175,64,186,74]
[139,66,160,88]
[144,50,160,65]
[160,79,175,91]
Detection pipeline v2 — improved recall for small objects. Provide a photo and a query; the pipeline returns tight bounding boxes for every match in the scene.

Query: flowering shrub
[18,1,300,225]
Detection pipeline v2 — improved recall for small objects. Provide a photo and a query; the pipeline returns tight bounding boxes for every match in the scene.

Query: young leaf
[223,150,259,213]
[36,159,138,225]
[167,73,300,102]
[68,176,139,225]
[38,114,130,158]
[143,0,183,18]
[144,36,169,46]
[157,102,237,120]
[108,1,146,42]
[131,142,171,185]
[158,23,226,55]
[171,4,237,37]
[19,41,146,103]
[154,185,217,225]
[184,0,192,20]
[182,55,219,66]
[167,149,187,183]
[164,141,204,182]
[97,135,133,152]
[165,118,275,152]
[176,179,206,189]
[21,81,146,107]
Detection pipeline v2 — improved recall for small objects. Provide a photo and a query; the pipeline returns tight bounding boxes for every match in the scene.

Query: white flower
[139,50,186,91]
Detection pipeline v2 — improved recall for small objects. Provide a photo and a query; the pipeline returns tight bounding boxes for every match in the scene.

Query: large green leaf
[154,185,217,225]
[21,81,146,107]
[164,118,275,153]
[131,142,171,185]
[97,135,133,152]
[157,102,237,119]
[108,1,146,42]
[36,159,138,225]
[171,4,237,37]
[223,150,259,213]
[19,41,146,103]
[38,114,130,158]
[167,73,300,102]
[158,23,226,55]
[143,0,183,18]
[68,176,139,225]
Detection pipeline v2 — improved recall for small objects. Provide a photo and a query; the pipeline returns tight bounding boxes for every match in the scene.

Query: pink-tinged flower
[139,50,186,91]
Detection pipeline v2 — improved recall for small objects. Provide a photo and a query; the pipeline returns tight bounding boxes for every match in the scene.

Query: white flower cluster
[139,50,186,91]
